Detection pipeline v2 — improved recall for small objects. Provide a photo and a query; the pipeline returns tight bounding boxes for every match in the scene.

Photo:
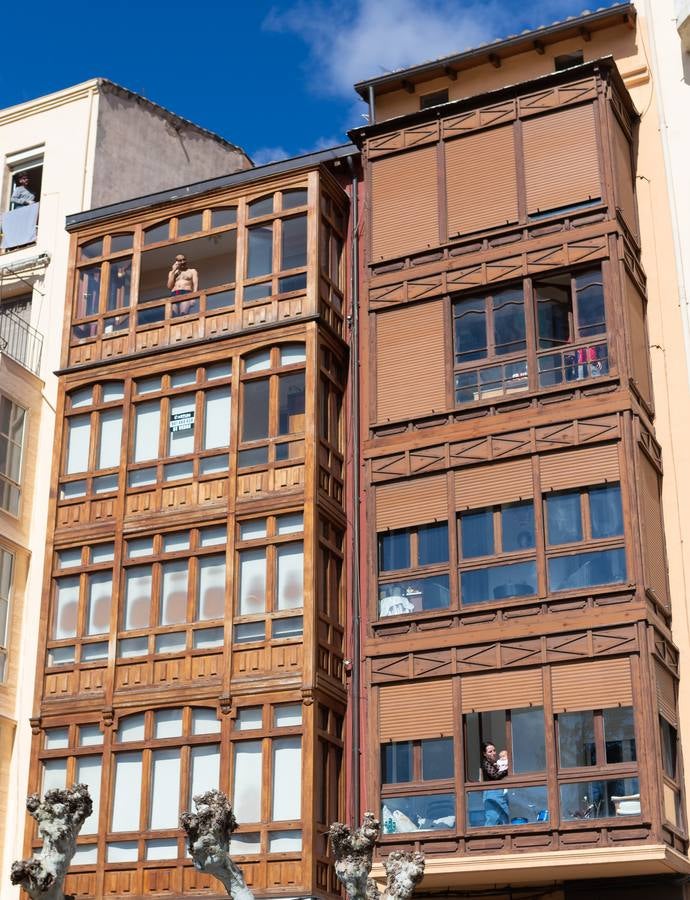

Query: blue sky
[1,0,597,164]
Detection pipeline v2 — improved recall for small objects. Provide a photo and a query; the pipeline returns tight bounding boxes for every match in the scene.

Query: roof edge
[353,2,635,98]
[66,143,358,231]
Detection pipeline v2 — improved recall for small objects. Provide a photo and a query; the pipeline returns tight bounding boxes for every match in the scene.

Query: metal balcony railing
[0,310,43,375]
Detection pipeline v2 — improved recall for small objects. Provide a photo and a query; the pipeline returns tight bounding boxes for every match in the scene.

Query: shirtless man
[167,254,199,315]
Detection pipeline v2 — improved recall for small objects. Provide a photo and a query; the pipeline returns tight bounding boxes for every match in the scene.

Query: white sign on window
[169,410,195,433]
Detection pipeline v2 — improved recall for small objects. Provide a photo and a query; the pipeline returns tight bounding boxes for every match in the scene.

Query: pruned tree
[329,814,425,900]
[11,783,92,900]
[180,789,255,900]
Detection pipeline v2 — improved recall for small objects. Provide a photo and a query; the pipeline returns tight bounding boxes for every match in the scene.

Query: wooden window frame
[0,392,27,516]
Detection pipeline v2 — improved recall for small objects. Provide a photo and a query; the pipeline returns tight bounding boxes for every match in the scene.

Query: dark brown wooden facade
[28,159,350,898]
[352,58,687,886]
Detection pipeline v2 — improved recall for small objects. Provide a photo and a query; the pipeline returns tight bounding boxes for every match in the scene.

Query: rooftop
[353,2,635,99]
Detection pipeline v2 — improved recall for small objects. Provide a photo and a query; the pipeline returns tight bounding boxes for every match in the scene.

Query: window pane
[277,542,304,610]
[381,742,412,784]
[79,724,103,746]
[493,288,526,355]
[168,395,196,456]
[150,749,181,829]
[466,785,547,828]
[454,296,487,363]
[107,842,138,862]
[274,703,302,727]
[278,372,305,435]
[236,707,262,730]
[233,741,262,822]
[134,401,160,462]
[603,707,636,763]
[111,752,142,831]
[282,188,307,209]
[107,258,132,311]
[242,379,269,442]
[661,718,678,779]
[418,523,449,566]
[461,560,537,605]
[190,745,220,800]
[248,195,274,218]
[44,727,69,749]
[230,833,261,854]
[97,409,122,469]
[192,708,221,734]
[560,777,640,820]
[203,386,231,449]
[247,225,273,278]
[379,574,450,616]
[548,548,627,591]
[239,549,266,614]
[240,519,267,540]
[160,560,188,626]
[269,830,302,851]
[272,615,303,639]
[198,554,226,620]
[545,491,582,544]
[576,268,606,337]
[378,530,410,572]
[422,738,454,780]
[66,415,91,474]
[589,484,623,539]
[42,759,67,792]
[277,513,303,535]
[53,577,79,639]
[536,276,572,348]
[558,711,595,767]
[383,794,456,832]
[281,215,307,270]
[461,509,493,558]
[87,572,112,635]
[117,713,145,742]
[512,708,546,773]
[501,502,535,552]
[76,266,101,318]
[146,839,178,860]
[76,756,102,834]
[272,737,301,820]
[155,631,186,653]
[124,566,152,630]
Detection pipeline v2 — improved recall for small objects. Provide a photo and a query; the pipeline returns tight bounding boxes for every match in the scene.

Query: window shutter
[625,275,652,408]
[455,458,533,509]
[612,117,637,237]
[445,125,518,237]
[639,456,669,605]
[655,662,677,726]
[551,658,632,712]
[460,669,543,712]
[523,104,601,215]
[379,679,454,740]
[370,147,439,261]
[539,444,619,492]
[376,474,448,531]
[375,300,447,422]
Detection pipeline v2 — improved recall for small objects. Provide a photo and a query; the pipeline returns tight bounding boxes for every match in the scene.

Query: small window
[554,51,584,71]
[419,89,449,110]
[8,161,42,211]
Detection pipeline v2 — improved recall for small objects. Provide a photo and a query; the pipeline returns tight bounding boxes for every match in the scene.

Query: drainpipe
[347,155,361,825]
[368,86,376,125]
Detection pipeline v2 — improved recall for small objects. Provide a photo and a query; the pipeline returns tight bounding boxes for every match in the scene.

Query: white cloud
[251,146,292,166]
[266,0,589,99]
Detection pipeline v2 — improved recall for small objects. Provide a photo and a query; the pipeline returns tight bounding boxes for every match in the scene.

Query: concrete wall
[90,84,252,208]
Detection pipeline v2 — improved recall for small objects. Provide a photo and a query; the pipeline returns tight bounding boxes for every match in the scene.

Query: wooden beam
[444,66,458,81]
[533,39,545,55]
[401,79,415,94]
[488,52,501,68]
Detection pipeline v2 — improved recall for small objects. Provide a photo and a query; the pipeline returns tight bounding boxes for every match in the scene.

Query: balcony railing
[0,310,43,375]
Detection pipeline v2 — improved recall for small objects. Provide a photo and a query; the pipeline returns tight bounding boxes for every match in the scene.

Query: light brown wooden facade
[28,158,350,898]
[353,57,687,887]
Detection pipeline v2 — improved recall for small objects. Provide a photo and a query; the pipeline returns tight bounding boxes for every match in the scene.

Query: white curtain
[149,749,181,829]
[76,756,102,834]
[239,549,266,615]
[192,708,221,734]
[87,572,112,635]
[233,741,262,822]
[66,415,91,474]
[42,759,67,792]
[154,708,183,739]
[198,554,226,620]
[97,409,122,469]
[133,400,160,462]
[271,737,301,820]
[190,744,220,801]
[203,387,231,449]
[53,577,79,639]
[117,712,145,742]
[124,566,152,630]
[111,752,142,831]
[160,559,189,626]
[277,542,304,610]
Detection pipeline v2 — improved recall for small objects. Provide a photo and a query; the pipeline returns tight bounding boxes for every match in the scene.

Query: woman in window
[481,741,509,826]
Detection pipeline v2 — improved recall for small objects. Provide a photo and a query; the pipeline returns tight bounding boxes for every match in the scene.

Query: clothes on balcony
[1,202,39,250]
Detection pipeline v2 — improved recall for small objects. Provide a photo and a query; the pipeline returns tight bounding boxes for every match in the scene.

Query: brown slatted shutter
[551,658,632,712]
[379,680,454,740]
[461,669,543,712]
[445,125,518,238]
[655,663,677,726]
[370,147,439,262]
[522,104,601,215]
[612,117,637,237]
[625,275,653,408]
[376,475,448,531]
[639,456,669,605]
[455,458,533,509]
[539,444,619,492]
[375,300,447,422]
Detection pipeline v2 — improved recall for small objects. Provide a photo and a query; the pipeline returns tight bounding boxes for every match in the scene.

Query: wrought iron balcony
[0,310,43,375]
